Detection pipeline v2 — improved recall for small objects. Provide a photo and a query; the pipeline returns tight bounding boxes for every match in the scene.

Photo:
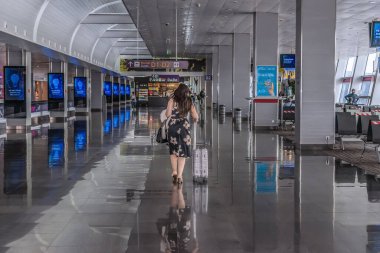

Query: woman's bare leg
[177,157,186,182]
[170,155,178,177]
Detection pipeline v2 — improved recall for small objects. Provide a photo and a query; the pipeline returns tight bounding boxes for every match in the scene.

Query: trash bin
[234,108,242,122]
[219,105,226,116]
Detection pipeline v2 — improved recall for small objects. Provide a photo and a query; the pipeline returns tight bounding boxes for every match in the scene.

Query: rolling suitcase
[192,124,208,183]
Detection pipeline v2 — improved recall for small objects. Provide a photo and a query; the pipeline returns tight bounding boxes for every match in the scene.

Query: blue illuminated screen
[104,118,111,134]
[104,82,112,97]
[74,77,87,98]
[126,85,131,96]
[48,73,64,99]
[371,21,380,48]
[280,54,295,69]
[120,85,125,95]
[125,110,130,121]
[4,66,26,101]
[113,83,119,96]
[48,136,64,167]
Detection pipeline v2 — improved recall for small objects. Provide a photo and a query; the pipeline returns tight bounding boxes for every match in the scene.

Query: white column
[212,49,219,106]
[295,0,336,147]
[253,12,279,127]
[90,70,103,111]
[233,33,251,117]
[205,56,213,108]
[218,45,233,113]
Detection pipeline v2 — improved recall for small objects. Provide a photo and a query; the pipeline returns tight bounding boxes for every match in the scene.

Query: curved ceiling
[0,0,151,72]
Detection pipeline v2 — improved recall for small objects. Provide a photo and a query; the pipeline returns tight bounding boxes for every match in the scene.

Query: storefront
[135,75,180,107]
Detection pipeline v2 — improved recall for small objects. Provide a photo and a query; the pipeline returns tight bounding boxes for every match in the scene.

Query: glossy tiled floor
[0,106,380,253]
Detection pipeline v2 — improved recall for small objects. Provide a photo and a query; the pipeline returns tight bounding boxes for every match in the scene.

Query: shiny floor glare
[0,107,379,253]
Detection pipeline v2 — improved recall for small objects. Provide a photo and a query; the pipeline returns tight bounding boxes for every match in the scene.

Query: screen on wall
[371,21,380,48]
[4,66,26,101]
[280,54,296,69]
[104,81,112,97]
[120,85,125,96]
[126,85,131,96]
[33,81,48,102]
[48,73,64,99]
[113,83,119,96]
[74,77,86,98]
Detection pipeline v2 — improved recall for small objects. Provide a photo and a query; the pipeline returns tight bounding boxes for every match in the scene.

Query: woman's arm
[165,99,174,118]
[191,105,199,122]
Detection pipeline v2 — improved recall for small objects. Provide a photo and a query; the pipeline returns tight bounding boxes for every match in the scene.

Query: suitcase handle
[193,122,197,151]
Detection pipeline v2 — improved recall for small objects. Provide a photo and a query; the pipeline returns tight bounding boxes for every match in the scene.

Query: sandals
[172,174,178,183]
[177,177,183,184]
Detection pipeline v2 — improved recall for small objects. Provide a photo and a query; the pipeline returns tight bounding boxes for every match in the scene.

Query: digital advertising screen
[4,66,26,101]
[33,80,48,102]
[280,54,296,69]
[125,110,130,121]
[126,84,131,96]
[256,66,278,97]
[48,73,64,99]
[120,110,125,124]
[120,84,125,96]
[74,77,87,98]
[113,83,119,96]
[371,21,380,48]
[104,81,112,97]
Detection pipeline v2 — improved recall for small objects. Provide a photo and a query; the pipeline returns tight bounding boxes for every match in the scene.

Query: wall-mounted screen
[280,54,295,69]
[126,84,131,96]
[113,83,119,96]
[104,81,112,97]
[4,66,26,101]
[74,77,86,98]
[48,73,64,99]
[120,85,125,96]
[33,80,48,102]
[370,21,380,48]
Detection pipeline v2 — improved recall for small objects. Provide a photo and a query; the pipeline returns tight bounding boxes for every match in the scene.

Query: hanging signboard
[149,75,180,83]
[120,59,205,72]
[256,66,278,97]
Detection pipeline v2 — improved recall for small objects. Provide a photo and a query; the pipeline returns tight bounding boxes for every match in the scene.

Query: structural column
[218,45,233,113]
[90,70,103,111]
[205,55,213,108]
[295,0,336,147]
[212,49,219,107]
[233,33,251,117]
[253,12,279,127]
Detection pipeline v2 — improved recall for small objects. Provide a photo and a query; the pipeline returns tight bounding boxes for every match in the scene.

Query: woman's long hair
[172,83,192,117]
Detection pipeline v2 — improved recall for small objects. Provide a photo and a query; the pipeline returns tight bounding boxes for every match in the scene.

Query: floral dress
[168,105,191,158]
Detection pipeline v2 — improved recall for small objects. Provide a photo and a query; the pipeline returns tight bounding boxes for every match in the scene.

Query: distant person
[131,92,137,109]
[345,89,359,104]
[198,89,206,107]
[165,84,199,184]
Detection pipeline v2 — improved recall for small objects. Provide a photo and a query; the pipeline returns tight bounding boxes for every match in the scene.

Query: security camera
[165,23,170,26]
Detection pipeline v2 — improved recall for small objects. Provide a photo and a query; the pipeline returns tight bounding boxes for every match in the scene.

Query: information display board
[4,66,26,101]
[280,54,295,69]
[48,73,64,99]
[371,21,380,48]
[74,77,86,98]
[256,66,278,97]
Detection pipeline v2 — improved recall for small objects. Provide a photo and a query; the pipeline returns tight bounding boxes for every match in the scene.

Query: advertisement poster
[48,73,64,99]
[4,66,26,101]
[74,77,86,98]
[104,81,112,97]
[33,81,48,102]
[256,66,277,97]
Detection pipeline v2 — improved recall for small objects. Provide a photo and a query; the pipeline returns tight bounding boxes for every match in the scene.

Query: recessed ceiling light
[370,1,376,3]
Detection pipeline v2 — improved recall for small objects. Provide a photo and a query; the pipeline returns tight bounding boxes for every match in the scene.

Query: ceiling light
[370,1,376,3]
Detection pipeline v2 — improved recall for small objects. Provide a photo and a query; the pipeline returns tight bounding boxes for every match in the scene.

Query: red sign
[363,76,374,82]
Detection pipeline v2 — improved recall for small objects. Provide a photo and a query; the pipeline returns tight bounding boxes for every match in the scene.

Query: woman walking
[165,84,199,184]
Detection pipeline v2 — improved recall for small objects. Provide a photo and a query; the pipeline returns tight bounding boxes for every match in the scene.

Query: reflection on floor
[0,106,380,252]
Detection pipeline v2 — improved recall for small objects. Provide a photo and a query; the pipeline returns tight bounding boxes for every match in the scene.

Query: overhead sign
[121,60,189,71]
[256,66,278,97]
[205,75,212,81]
[149,74,180,83]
